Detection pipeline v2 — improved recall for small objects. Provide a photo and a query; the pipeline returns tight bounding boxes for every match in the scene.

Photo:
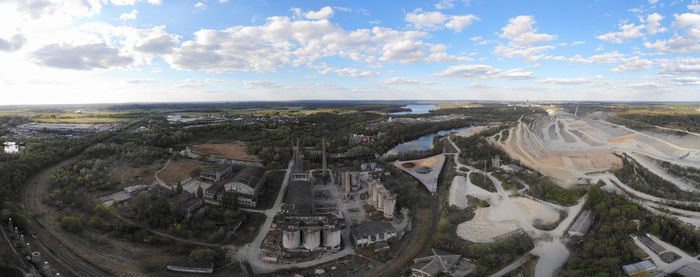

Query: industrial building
[622,260,656,276]
[368,180,397,219]
[410,249,473,277]
[123,184,148,196]
[199,164,232,183]
[350,222,397,248]
[222,166,266,208]
[170,192,203,215]
[568,210,594,236]
[276,137,343,252]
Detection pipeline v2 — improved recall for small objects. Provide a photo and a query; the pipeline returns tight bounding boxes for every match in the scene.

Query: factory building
[223,166,266,208]
[368,180,397,219]
[276,137,343,252]
[350,222,397,248]
[123,184,148,196]
[199,164,232,183]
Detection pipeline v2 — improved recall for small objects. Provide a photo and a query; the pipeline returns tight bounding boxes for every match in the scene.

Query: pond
[384,126,476,156]
[389,104,437,115]
[3,142,20,153]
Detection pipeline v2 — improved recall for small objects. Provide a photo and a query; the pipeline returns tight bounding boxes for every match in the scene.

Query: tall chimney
[296,137,300,162]
[345,171,350,200]
[322,136,327,172]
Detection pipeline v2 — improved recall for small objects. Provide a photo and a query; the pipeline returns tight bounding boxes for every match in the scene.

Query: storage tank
[31,252,42,265]
[322,229,341,248]
[41,262,52,277]
[302,230,321,250]
[282,230,300,249]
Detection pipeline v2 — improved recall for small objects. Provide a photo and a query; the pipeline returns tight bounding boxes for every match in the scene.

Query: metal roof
[568,210,594,235]
[622,260,656,275]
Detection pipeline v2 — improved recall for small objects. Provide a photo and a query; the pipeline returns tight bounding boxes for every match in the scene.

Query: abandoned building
[223,166,266,208]
[350,221,397,248]
[410,249,473,277]
[368,180,397,219]
[199,164,232,183]
[568,210,594,237]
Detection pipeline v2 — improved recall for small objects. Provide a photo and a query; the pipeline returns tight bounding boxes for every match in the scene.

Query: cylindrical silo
[322,229,341,248]
[31,252,43,265]
[303,230,321,250]
[282,230,300,249]
[42,262,52,277]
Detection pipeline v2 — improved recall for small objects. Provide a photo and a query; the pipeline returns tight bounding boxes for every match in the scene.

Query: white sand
[457,207,520,243]
[511,197,560,226]
[449,175,468,209]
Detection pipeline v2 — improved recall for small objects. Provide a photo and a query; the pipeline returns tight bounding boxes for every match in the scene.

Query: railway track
[21,157,114,277]
[17,117,148,277]
[365,194,440,277]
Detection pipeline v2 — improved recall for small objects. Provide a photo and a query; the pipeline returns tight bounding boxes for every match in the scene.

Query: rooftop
[231,166,265,186]
[350,222,395,237]
[622,260,656,275]
[284,180,313,214]
[674,262,700,277]
[201,164,231,174]
[568,210,594,235]
[411,249,471,277]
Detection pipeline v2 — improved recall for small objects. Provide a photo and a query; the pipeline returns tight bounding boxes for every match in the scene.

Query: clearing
[191,141,263,162]
[158,159,206,186]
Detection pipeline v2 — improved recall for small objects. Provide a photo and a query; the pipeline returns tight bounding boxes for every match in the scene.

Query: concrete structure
[302,230,321,250]
[345,171,350,200]
[622,260,655,276]
[199,164,232,183]
[492,155,501,168]
[322,228,341,248]
[568,210,594,236]
[410,249,473,277]
[170,192,202,215]
[350,222,397,248]
[167,258,214,274]
[673,262,700,277]
[223,166,265,208]
[394,155,445,194]
[204,183,223,201]
[282,230,301,249]
[123,184,148,196]
[368,180,397,219]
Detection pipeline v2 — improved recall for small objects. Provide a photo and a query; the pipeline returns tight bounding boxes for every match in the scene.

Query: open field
[456,196,520,243]
[192,141,262,162]
[158,159,206,186]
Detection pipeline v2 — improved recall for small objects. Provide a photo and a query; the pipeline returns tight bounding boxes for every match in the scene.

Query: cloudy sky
[1,0,699,104]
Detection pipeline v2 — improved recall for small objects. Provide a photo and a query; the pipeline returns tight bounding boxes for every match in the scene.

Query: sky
[1,0,699,105]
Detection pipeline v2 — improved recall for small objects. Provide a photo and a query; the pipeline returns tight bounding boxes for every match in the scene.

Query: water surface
[389,104,437,115]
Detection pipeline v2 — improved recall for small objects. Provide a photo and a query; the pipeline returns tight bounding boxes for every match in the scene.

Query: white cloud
[612,57,653,72]
[119,9,138,21]
[598,13,667,43]
[648,0,659,4]
[244,80,282,89]
[31,43,133,70]
[80,22,181,64]
[383,77,438,85]
[671,76,700,85]
[494,45,553,62]
[0,34,26,52]
[405,9,478,32]
[500,15,555,46]
[433,64,537,80]
[194,2,206,10]
[658,57,700,75]
[167,16,467,73]
[435,0,455,10]
[110,0,161,6]
[314,64,380,78]
[645,13,700,54]
[568,51,625,64]
[293,6,334,20]
[537,76,598,85]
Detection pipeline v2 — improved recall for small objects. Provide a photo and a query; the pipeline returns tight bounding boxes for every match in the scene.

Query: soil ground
[192,141,262,162]
[158,159,206,186]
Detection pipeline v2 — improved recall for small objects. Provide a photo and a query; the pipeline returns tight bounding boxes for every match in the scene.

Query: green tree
[60,216,83,233]
[176,182,183,194]
[197,185,203,199]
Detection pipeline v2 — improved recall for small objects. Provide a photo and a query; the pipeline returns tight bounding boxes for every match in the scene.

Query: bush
[190,248,217,263]
[60,216,83,233]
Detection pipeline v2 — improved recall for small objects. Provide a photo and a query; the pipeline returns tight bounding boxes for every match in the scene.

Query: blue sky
[0,0,699,104]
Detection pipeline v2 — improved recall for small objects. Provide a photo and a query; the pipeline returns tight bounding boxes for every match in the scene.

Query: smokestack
[296,137,300,162]
[345,171,350,200]
[322,136,327,172]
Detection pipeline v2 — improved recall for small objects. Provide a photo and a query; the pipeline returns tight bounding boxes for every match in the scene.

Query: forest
[614,154,700,202]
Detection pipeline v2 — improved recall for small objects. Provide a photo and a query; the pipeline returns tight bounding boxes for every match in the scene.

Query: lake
[385,126,476,156]
[390,104,437,115]
[3,142,20,153]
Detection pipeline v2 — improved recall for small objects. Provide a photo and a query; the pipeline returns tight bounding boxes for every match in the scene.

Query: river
[389,104,437,115]
[384,126,478,156]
